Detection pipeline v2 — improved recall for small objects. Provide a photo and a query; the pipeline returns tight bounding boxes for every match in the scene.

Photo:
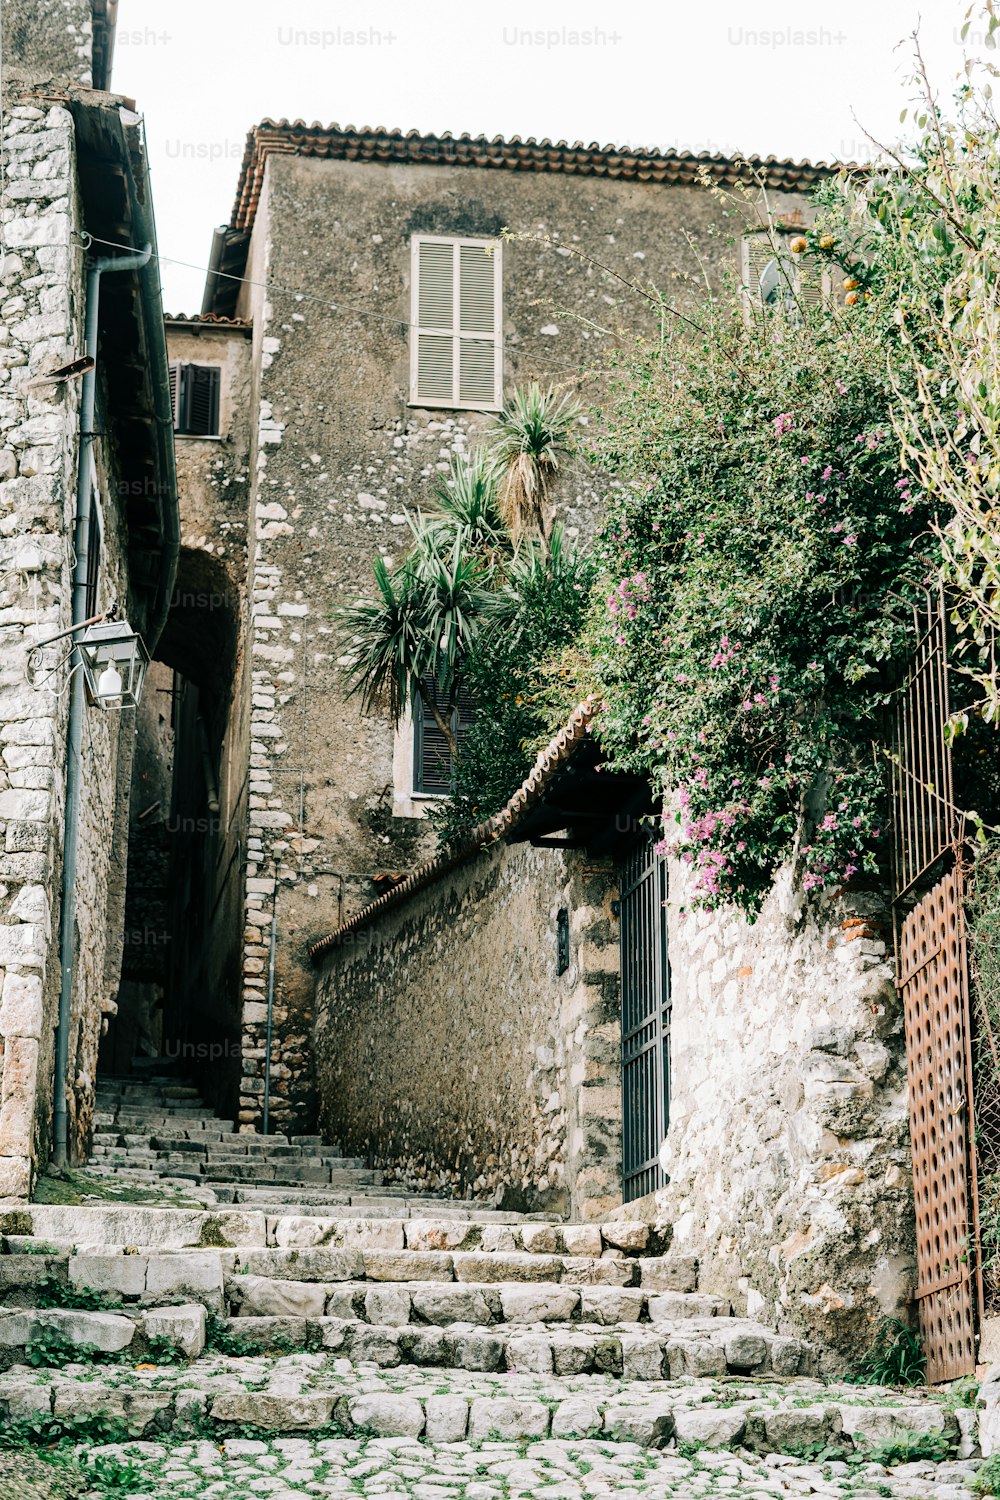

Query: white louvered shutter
[742,232,830,316]
[411,237,501,409]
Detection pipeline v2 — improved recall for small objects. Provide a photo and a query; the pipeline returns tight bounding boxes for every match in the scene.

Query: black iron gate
[619,837,670,1202]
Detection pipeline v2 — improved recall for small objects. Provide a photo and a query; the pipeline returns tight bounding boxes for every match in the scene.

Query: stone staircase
[0,1075,986,1497]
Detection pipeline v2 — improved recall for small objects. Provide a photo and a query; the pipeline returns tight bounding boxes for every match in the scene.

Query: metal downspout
[52,243,152,1170]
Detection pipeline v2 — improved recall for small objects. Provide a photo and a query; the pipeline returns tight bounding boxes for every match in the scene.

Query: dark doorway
[619,837,670,1202]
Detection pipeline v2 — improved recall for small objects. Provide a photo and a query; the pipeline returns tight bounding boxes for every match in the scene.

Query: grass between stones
[32,1170,205,1209]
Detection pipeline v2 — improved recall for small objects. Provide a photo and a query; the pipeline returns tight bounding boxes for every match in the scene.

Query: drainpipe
[52,243,152,1171]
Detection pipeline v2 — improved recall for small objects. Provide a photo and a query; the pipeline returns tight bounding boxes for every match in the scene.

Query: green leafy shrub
[582,252,932,915]
[975,1454,1000,1496]
[843,1317,925,1386]
[36,1271,116,1312]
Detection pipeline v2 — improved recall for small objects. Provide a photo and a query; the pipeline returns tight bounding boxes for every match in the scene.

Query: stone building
[175,119,826,1139]
[0,0,179,1192]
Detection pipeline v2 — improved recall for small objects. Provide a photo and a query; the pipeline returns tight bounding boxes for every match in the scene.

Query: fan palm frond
[487,384,582,543]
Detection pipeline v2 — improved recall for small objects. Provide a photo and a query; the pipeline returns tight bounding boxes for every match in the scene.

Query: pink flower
[773,412,794,435]
[821,465,833,480]
[842,534,857,546]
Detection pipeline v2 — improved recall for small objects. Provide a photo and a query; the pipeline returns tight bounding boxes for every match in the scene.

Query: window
[412,679,475,795]
[741,231,829,317]
[410,235,502,410]
[169,363,221,436]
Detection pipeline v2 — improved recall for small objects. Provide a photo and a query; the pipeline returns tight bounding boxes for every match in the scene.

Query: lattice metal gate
[898,868,980,1382]
[619,838,670,1202]
[892,589,981,1381]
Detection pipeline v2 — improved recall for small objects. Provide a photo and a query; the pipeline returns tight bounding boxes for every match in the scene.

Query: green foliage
[434,525,594,839]
[843,1317,926,1386]
[24,1328,103,1368]
[0,1410,130,1449]
[487,382,582,542]
[36,1271,115,1311]
[583,262,930,914]
[84,1452,146,1494]
[858,1429,953,1466]
[145,1335,187,1364]
[975,1453,1000,1496]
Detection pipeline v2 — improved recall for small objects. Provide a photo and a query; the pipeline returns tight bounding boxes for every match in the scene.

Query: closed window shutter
[168,362,179,430]
[743,232,828,314]
[183,365,220,436]
[412,677,476,795]
[412,237,501,409]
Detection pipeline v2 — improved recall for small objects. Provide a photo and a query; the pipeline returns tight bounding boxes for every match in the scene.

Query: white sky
[113,0,966,313]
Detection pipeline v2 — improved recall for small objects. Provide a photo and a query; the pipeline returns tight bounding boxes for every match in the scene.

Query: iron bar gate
[891,587,981,1382]
[619,837,670,1202]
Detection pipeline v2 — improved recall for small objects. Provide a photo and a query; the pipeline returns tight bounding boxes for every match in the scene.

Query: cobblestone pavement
[10,1434,977,1500]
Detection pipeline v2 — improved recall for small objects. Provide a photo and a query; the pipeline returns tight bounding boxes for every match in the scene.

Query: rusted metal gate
[891,589,981,1381]
[619,837,670,1202]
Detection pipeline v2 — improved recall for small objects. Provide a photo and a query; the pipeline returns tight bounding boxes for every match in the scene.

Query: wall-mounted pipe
[52,242,152,1171]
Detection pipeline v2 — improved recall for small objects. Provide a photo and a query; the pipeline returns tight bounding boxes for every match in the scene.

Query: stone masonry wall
[0,96,135,1193]
[313,841,622,1221]
[233,152,818,1135]
[656,861,913,1367]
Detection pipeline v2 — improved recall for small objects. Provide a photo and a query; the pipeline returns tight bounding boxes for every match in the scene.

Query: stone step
[0,1355,967,1459]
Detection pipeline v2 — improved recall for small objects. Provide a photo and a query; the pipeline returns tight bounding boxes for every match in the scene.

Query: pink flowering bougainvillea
[582,252,934,915]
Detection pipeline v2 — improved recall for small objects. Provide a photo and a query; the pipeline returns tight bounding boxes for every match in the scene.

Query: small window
[169,363,221,436]
[413,678,475,795]
[410,235,502,410]
[741,231,829,317]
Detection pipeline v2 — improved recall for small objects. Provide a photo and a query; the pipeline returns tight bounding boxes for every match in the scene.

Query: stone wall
[657,861,914,1366]
[313,840,622,1220]
[0,96,138,1192]
[231,151,817,1134]
[0,0,94,89]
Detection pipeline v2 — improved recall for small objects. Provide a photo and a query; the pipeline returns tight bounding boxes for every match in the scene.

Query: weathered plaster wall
[0,98,137,1192]
[656,862,913,1366]
[233,151,816,1133]
[0,0,93,88]
[313,841,622,1220]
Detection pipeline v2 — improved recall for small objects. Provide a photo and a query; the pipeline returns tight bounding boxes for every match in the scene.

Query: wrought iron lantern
[77,619,149,709]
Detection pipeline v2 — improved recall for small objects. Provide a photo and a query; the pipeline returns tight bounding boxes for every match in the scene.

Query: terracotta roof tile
[163,312,252,329]
[230,120,846,235]
[309,697,597,962]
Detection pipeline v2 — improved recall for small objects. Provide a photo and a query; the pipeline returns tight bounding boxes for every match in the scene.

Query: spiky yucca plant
[421,451,507,558]
[488,383,581,543]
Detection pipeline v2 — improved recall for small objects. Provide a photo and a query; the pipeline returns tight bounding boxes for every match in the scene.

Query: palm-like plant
[338,526,496,754]
[487,384,582,544]
[422,452,508,558]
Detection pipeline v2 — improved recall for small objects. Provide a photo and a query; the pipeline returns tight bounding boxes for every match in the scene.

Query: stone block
[143,1303,206,1358]
[70,1253,147,1298]
[505,1333,554,1373]
[519,1225,559,1254]
[410,1286,491,1327]
[349,1325,402,1367]
[363,1287,411,1326]
[241,1248,363,1281]
[498,1285,579,1323]
[211,1391,336,1431]
[230,1274,326,1319]
[639,1255,699,1293]
[405,1219,476,1252]
[648,1292,728,1321]
[673,1405,748,1448]
[346,1393,425,1437]
[619,1333,666,1381]
[561,1256,634,1287]
[1,1377,53,1419]
[550,1332,597,1375]
[424,1394,469,1442]
[144,1252,224,1311]
[362,1250,452,1282]
[724,1330,768,1370]
[0,1155,30,1198]
[468,1398,550,1442]
[601,1221,649,1252]
[0,1308,135,1352]
[0,1034,38,1158]
[561,1225,603,1257]
[0,971,42,1039]
[762,1405,835,1453]
[665,1339,728,1378]
[452,1252,562,1284]
[551,1395,603,1438]
[602,1400,675,1447]
[836,1402,952,1448]
[579,1287,644,1324]
[450,1328,505,1372]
